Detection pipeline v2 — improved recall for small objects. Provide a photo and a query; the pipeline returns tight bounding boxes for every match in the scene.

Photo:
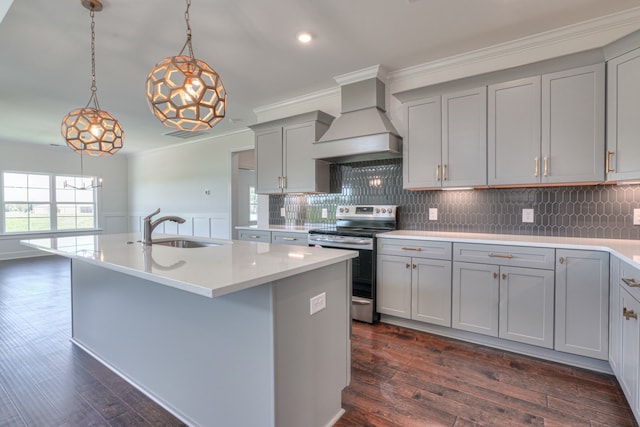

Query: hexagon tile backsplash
[269,158,640,240]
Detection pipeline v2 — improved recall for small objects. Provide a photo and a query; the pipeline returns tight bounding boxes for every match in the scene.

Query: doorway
[231,149,257,239]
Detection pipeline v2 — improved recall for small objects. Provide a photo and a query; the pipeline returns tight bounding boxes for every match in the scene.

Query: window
[2,172,98,234]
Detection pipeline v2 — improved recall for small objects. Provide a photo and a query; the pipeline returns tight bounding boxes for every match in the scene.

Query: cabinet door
[607,48,640,181]
[411,258,452,327]
[403,97,442,189]
[610,256,622,376]
[452,261,499,336]
[555,249,609,359]
[488,77,541,186]
[255,127,284,194]
[499,266,554,348]
[283,122,327,193]
[619,287,640,410]
[271,231,308,246]
[377,254,412,319]
[442,87,487,188]
[238,230,271,242]
[541,64,605,184]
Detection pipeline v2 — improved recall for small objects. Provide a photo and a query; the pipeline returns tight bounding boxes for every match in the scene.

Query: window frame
[1,170,100,235]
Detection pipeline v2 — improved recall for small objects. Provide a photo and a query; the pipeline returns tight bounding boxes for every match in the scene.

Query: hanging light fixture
[63,152,103,191]
[61,0,123,156]
[145,0,226,131]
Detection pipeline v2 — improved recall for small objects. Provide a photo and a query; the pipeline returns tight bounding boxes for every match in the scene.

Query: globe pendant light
[61,0,123,156]
[145,0,226,131]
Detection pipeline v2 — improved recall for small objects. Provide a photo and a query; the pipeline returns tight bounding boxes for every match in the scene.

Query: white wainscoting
[128,213,230,240]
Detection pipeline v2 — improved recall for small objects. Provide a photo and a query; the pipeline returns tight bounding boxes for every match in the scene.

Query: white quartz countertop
[21,233,357,298]
[379,230,640,268]
[235,225,319,233]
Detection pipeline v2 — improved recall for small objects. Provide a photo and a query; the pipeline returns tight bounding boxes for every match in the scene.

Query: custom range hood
[313,73,402,163]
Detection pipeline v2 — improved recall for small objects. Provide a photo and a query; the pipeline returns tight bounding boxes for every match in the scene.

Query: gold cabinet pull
[402,247,422,252]
[412,264,417,269]
[249,235,263,239]
[624,307,638,320]
[282,237,297,241]
[443,164,447,181]
[488,253,513,259]
[502,273,507,280]
[493,272,498,279]
[543,156,549,176]
[559,257,565,264]
[606,151,615,174]
[534,157,539,177]
[622,278,640,288]
[436,164,440,181]
[405,263,411,269]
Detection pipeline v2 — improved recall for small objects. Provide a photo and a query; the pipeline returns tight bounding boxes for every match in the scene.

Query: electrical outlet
[522,208,534,223]
[280,208,285,217]
[634,209,640,225]
[204,189,211,196]
[310,292,326,315]
[321,208,328,218]
[429,208,438,221]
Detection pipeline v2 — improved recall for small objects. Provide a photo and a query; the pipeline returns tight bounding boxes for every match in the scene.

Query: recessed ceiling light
[296,32,313,44]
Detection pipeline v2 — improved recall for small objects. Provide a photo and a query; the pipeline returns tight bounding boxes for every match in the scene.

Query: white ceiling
[2,0,640,154]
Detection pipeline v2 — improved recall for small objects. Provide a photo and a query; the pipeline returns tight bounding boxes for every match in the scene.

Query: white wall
[127,130,254,240]
[0,140,129,259]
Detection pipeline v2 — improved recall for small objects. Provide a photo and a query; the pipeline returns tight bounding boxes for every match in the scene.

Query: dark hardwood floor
[0,256,636,426]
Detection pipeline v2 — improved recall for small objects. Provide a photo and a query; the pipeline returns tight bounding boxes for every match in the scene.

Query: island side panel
[273,260,351,427]
[70,259,275,427]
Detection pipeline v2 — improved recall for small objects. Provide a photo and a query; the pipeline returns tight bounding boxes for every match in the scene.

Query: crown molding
[253,86,339,118]
[333,65,389,86]
[389,7,640,93]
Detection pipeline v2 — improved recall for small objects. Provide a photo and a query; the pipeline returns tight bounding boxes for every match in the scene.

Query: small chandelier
[145,0,226,131]
[64,152,103,191]
[61,0,123,157]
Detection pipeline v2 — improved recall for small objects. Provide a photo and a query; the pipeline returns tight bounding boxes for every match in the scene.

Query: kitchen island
[22,233,357,427]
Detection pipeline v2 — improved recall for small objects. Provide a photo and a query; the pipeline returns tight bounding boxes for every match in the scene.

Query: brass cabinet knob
[502,273,507,280]
[559,257,565,264]
[624,307,638,320]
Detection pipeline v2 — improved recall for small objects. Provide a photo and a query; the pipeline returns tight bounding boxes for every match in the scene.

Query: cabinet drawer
[238,230,271,242]
[378,238,452,260]
[453,243,555,269]
[620,259,640,302]
[271,231,308,246]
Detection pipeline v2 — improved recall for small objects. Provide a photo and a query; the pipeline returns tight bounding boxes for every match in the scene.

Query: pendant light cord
[86,8,101,110]
[178,0,195,59]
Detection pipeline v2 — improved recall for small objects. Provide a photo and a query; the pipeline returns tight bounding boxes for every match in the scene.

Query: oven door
[350,247,377,323]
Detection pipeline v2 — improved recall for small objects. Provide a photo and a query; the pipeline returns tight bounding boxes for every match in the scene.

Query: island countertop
[21,233,357,298]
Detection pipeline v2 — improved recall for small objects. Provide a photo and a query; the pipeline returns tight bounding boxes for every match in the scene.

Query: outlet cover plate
[310,292,326,315]
[321,208,328,218]
[634,209,640,225]
[429,208,438,221]
[522,208,534,223]
[280,208,285,217]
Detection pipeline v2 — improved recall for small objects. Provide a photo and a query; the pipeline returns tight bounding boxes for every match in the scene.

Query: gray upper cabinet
[442,87,487,188]
[488,76,542,186]
[488,64,605,186]
[607,47,640,181]
[541,63,605,184]
[403,96,442,189]
[251,111,333,194]
[403,88,487,189]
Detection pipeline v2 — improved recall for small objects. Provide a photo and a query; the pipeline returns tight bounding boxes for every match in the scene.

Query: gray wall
[270,159,640,240]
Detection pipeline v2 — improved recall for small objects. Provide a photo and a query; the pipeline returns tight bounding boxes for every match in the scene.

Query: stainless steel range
[308,205,397,323]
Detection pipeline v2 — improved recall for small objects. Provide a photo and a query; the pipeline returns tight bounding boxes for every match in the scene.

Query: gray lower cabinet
[610,255,622,376]
[250,111,333,194]
[271,231,308,246]
[555,249,609,360]
[238,229,271,242]
[452,243,555,348]
[377,239,452,324]
[616,259,640,419]
[238,230,308,246]
[607,47,640,181]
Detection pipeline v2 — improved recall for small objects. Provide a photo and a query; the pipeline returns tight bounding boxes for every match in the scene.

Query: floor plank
[0,256,636,426]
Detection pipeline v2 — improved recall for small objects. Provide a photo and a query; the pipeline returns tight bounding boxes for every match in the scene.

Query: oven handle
[310,238,371,245]
[352,299,371,305]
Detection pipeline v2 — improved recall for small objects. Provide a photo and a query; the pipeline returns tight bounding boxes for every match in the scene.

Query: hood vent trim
[314,76,402,163]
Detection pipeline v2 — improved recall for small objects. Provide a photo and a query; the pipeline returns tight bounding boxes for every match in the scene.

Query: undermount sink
[153,238,220,248]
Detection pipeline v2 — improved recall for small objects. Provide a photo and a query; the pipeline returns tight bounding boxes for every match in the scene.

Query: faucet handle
[144,208,161,221]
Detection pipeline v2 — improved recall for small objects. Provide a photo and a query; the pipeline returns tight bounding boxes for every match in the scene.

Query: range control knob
[375,208,380,213]
[344,208,349,213]
[339,208,344,213]
[381,208,386,213]
[388,208,393,214]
